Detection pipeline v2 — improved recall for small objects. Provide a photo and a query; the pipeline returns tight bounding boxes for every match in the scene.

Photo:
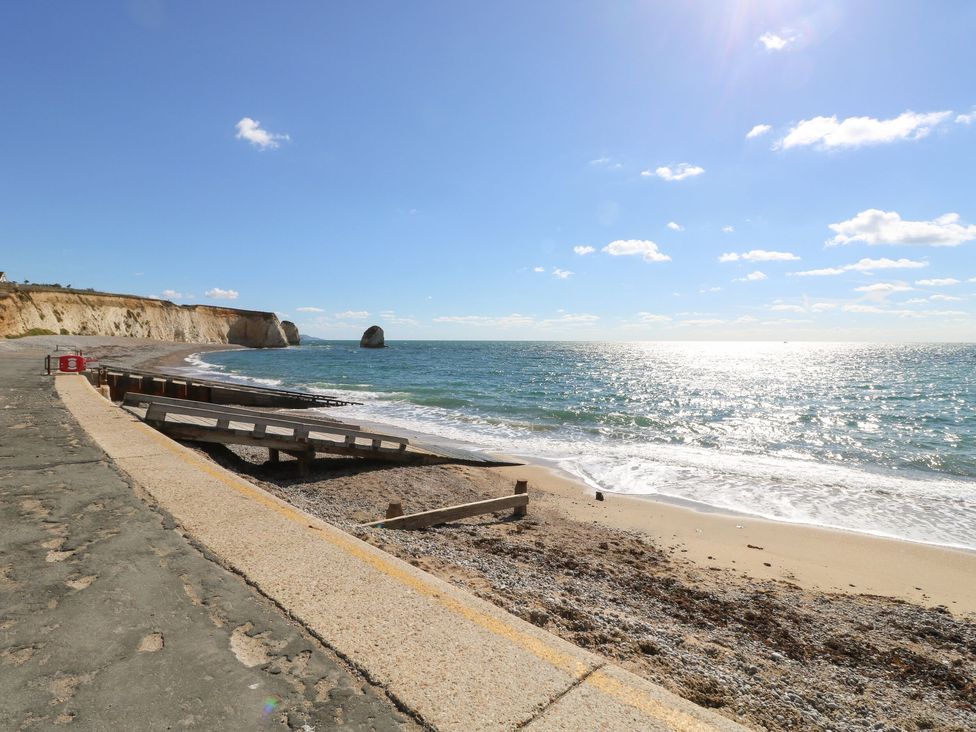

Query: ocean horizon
[181,340,976,551]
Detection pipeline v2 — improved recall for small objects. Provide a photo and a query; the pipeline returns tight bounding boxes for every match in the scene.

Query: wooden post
[386,501,404,519]
[296,449,314,477]
[513,480,528,518]
[268,448,280,464]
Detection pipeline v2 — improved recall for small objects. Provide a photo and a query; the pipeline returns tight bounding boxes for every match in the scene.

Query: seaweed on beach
[195,445,976,732]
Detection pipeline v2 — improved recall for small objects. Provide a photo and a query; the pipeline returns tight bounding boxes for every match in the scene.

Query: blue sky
[2,1,975,340]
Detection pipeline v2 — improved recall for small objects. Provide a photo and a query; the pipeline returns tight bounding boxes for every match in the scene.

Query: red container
[58,355,86,373]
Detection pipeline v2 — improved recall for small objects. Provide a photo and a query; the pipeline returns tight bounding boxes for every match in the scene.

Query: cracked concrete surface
[0,348,416,731]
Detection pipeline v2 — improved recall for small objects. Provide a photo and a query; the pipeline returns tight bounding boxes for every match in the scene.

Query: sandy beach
[12,336,975,731]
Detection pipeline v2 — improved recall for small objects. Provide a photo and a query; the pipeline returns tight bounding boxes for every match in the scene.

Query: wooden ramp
[123,394,520,470]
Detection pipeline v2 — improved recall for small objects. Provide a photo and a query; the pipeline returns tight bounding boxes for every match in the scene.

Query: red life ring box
[58,355,86,373]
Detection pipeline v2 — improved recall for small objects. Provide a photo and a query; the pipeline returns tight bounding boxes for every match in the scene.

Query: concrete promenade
[0,350,414,730]
[3,347,746,731]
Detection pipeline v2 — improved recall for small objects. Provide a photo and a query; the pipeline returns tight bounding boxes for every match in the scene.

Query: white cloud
[929,294,964,302]
[746,124,772,139]
[793,268,846,277]
[778,110,952,150]
[699,286,722,294]
[433,314,535,328]
[719,249,800,263]
[552,268,574,279]
[680,319,726,327]
[533,266,546,273]
[666,221,684,231]
[769,304,806,313]
[235,117,289,150]
[335,310,369,319]
[550,313,599,324]
[853,282,913,301]
[432,312,601,330]
[915,278,960,286]
[722,225,735,233]
[844,304,887,314]
[734,270,767,282]
[375,310,420,327]
[573,245,596,256]
[843,304,969,318]
[851,305,966,318]
[650,163,705,182]
[828,209,976,247]
[758,31,795,51]
[603,239,671,262]
[956,109,976,125]
[637,312,672,323]
[160,289,192,300]
[763,317,813,326]
[589,156,621,169]
[296,306,325,313]
[810,302,838,312]
[205,287,239,300]
[854,282,912,293]
[790,257,929,276]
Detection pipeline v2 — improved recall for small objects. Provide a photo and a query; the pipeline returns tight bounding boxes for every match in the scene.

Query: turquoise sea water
[187,341,976,550]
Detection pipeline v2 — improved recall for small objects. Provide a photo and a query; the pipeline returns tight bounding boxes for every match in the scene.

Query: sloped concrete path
[52,368,746,732]
[0,351,415,731]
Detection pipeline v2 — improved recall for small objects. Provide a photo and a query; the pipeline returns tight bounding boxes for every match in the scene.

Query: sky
[2,1,975,341]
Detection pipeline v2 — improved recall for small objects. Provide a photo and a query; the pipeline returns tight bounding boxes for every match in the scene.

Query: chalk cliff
[281,320,301,346]
[0,286,289,348]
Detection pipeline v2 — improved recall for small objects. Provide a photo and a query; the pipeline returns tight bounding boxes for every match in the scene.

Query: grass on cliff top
[5,328,58,339]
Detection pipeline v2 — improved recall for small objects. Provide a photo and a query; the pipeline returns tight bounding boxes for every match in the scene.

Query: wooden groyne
[93,365,360,409]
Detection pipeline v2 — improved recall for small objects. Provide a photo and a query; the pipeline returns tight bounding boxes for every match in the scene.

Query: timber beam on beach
[362,481,529,530]
[96,364,360,409]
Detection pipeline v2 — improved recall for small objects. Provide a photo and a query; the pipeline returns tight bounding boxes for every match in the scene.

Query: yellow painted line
[585,668,717,732]
[63,377,729,729]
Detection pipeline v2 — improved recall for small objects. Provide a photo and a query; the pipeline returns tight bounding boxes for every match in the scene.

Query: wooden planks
[361,492,529,530]
[124,393,357,429]
[127,393,523,469]
[144,401,408,448]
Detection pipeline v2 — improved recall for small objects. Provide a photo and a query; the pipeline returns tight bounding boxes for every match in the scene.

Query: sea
[182,341,976,551]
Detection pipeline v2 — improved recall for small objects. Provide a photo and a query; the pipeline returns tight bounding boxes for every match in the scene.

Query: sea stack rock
[281,320,301,346]
[360,325,385,348]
